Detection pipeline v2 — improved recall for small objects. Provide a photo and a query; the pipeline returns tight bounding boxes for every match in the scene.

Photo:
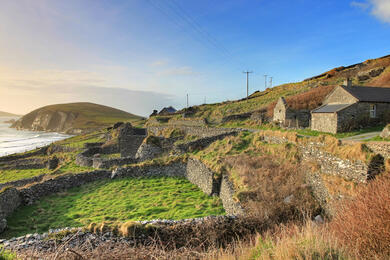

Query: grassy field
[2,177,225,238]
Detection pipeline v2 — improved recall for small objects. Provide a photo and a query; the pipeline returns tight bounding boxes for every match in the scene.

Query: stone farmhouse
[273,97,311,128]
[311,79,390,133]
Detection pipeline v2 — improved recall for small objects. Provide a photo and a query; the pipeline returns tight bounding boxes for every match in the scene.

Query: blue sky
[1,0,390,116]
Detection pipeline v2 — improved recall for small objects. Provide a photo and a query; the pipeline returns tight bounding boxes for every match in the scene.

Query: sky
[1,0,390,116]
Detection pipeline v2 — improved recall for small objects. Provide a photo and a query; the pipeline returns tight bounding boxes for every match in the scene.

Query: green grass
[2,177,225,238]
[0,249,16,260]
[0,168,49,183]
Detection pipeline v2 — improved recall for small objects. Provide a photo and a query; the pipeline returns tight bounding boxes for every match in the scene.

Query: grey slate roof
[342,86,390,103]
[312,104,353,113]
[158,106,177,115]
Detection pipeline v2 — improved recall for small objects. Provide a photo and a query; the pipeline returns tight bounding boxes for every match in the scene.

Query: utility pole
[264,75,268,89]
[204,96,206,104]
[243,71,253,98]
[186,94,189,108]
[269,77,273,88]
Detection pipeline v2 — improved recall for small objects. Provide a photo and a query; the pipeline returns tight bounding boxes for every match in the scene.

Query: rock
[135,142,163,162]
[46,156,59,170]
[283,194,294,204]
[380,125,390,138]
[357,67,385,81]
[314,215,324,224]
[0,219,6,233]
[113,122,124,129]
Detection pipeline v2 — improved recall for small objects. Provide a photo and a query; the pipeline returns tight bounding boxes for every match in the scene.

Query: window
[370,104,377,118]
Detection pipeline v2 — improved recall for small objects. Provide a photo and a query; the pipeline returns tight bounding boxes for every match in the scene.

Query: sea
[0,117,71,157]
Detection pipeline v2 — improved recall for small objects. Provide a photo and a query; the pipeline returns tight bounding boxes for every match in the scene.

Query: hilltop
[11,102,145,134]
[170,54,390,124]
[0,111,20,117]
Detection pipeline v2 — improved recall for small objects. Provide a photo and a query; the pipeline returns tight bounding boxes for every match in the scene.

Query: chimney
[343,78,352,87]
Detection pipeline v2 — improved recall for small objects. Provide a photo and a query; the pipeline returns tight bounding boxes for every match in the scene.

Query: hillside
[0,111,20,117]
[173,54,390,123]
[11,102,144,134]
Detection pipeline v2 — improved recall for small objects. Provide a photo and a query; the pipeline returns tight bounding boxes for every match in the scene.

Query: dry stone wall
[147,125,236,138]
[0,174,46,191]
[186,158,220,196]
[220,175,244,215]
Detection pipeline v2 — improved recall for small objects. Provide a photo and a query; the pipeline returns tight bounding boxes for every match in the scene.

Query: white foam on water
[0,117,72,157]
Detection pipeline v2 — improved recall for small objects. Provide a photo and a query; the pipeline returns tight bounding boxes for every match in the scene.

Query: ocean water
[0,117,71,157]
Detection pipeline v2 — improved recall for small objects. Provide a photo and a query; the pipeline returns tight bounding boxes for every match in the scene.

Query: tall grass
[330,174,390,259]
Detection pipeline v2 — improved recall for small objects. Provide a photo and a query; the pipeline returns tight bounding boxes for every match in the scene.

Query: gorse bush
[330,174,390,259]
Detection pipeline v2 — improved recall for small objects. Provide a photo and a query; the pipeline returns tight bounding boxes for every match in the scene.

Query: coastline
[0,117,71,157]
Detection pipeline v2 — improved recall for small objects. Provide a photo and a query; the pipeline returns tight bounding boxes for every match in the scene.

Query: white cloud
[351,0,390,23]
[370,0,390,23]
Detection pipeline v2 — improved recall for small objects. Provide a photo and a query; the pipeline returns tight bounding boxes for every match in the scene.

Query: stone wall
[168,118,207,127]
[0,156,243,235]
[365,142,390,159]
[135,142,164,161]
[174,131,238,153]
[220,175,244,215]
[0,188,21,218]
[20,170,111,205]
[337,102,390,132]
[147,125,236,138]
[301,142,368,183]
[311,113,338,134]
[92,157,137,169]
[0,174,46,190]
[324,86,357,104]
[186,158,220,196]
[118,123,147,158]
[0,158,47,170]
[112,162,187,179]
[0,147,48,163]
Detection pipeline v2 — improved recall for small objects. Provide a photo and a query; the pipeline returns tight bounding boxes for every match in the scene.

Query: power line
[264,75,268,89]
[269,76,273,88]
[146,0,245,70]
[243,71,253,98]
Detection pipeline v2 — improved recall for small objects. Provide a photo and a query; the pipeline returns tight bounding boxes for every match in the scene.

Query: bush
[225,154,320,224]
[330,174,390,259]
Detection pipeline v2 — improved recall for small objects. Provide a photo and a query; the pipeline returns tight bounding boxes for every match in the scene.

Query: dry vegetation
[266,85,335,117]
[330,174,390,259]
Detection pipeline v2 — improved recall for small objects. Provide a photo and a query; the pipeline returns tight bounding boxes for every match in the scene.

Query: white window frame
[370,104,377,118]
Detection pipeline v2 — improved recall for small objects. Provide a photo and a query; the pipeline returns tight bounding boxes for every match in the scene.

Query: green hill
[11,102,145,134]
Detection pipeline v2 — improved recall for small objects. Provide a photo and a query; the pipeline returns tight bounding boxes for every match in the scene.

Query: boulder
[0,219,6,233]
[135,142,163,161]
[46,156,59,170]
[380,125,390,138]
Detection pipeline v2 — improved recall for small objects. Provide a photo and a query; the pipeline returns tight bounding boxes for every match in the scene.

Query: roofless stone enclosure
[0,157,243,235]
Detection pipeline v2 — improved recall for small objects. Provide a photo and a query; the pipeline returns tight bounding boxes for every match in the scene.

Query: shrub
[225,154,320,224]
[250,222,348,260]
[267,85,335,117]
[330,174,390,259]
